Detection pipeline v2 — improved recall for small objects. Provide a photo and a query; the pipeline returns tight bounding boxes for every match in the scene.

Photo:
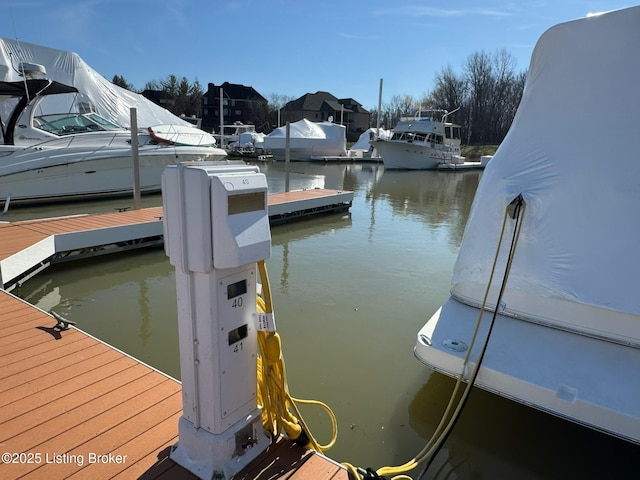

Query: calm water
[14,162,638,479]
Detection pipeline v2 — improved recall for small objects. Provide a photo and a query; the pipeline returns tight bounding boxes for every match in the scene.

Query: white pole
[376,78,383,140]
[285,122,290,192]
[130,108,141,210]
[219,87,224,148]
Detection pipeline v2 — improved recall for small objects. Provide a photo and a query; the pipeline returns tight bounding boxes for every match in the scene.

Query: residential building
[201,82,268,133]
[281,91,370,142]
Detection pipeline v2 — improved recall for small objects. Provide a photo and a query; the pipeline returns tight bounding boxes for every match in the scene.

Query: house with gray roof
[281,91,370,142]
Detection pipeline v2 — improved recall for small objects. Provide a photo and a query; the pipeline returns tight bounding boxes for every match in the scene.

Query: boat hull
[415,297,640,444]
[372,140,449,170]
[0,145,227,203]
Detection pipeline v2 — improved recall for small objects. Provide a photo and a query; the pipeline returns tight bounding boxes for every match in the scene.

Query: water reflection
[368,169,480,249]
[273,212,352,294]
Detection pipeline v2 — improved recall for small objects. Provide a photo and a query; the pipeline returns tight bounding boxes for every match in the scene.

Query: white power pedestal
[162,162,272,479]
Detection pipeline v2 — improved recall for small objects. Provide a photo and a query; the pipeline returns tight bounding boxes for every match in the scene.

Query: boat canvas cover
[263,118,347,156]
[0,37,192,129]
[450,6,640,345]
[349,127,391,152]
[238,131,265,148]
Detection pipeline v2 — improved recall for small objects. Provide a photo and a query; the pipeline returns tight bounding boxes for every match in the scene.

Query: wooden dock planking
[0,289,184,480]
[0,290,349,480]
[267,188,344,205]
[137,435,349,480]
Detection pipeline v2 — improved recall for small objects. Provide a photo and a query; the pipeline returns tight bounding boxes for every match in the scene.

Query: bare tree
[463,49,525,144]
[423,65,469,128]
[263,93,294,131]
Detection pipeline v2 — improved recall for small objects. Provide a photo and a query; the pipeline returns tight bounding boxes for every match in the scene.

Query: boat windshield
[34,113,123,136]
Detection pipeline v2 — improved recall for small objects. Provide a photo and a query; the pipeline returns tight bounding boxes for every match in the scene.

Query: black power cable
[418,194,526,480]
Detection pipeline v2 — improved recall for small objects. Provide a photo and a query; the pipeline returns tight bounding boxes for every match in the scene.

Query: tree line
[112,74,205,119]
[112,74,292,133]
[371,49,526,145]
[112,48,526,145]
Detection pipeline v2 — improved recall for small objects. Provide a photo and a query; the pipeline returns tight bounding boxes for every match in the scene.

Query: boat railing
[399,107,461,123]
[24,131,127,149]
[399,115,435,122]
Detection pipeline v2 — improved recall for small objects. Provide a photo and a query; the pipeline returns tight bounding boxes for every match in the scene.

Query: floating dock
[0,188,352,479]
[437,155,492,171]
[268,188,352,224]
[437,161,485,170]
[0,188,353,291]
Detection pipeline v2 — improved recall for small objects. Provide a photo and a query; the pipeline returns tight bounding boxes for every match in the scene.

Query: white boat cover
[263,118,346,157]
[450,6,640,345]
[0,37,191,129]
[349,127,391,152]
[238,131,265,148]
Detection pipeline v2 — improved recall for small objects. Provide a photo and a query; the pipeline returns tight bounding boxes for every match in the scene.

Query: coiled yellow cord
[256,260,338,453]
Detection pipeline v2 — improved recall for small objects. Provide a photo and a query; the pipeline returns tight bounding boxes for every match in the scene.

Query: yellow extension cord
[255,260,337,453]
[255,198,524,480]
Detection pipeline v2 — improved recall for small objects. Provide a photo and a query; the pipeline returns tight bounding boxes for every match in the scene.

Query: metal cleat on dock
[50,311,77,330]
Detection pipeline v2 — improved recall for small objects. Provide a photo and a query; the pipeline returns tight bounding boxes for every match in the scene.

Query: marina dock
[437,161,485,170]
[0,188,353,290]
[0,188,352,479]
[0,290,348,479]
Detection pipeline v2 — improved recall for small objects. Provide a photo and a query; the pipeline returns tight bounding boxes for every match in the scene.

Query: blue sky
[1,1,636,109]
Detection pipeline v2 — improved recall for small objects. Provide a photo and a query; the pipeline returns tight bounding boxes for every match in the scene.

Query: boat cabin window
[445,125,461,140]
[35,113,122,136]
[427,133,443,144]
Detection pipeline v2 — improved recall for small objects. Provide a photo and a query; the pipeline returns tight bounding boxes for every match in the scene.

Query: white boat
[0,78,227,204]
[371,110,464,169]
[414,6,640,444]
[347,127,390,160]
[218,124,269,158]
[263,118,347,161]
[214,122,257,149]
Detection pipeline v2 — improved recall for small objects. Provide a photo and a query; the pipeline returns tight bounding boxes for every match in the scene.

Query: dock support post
[376,78,383,140]
[130,108,141,210]
[285,122,290,192]
[219,87,225,148]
